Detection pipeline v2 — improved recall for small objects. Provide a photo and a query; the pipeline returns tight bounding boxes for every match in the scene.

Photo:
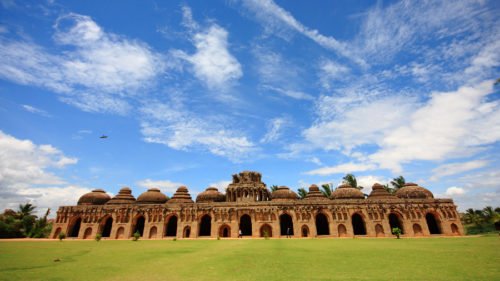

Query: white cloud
[355,175,390,194]
[21,104,51,117]
[319,59,350,90]
[261,117,289,143]
[136,179,183,195]
[263,85,314,101]
[430,160,489,181]
[308,157,322,166]
[209,180,232,191]
[445,186,466,197]
[305,162,377,176]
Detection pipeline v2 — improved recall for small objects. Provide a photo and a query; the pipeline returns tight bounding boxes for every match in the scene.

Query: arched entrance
[83,227,92,239]
[132,216,145,237]
[338,224,347,237]
[388,213,404,234]
[352,213,366,235]
[199,215,211,236]
[68,217,82,238]
[53,227,62,239]
[413,223,423,236]
[219,225,231,238]
[165,216,178,237]
[426,213,441,234]
[149,226,157,239]
[279,213,294,236]
[183,226,191,238]
[260,224,272,238]
[301,225,309,237]
[451,223,460,235]
[375,224,384,237]
[116,227,125,239]
[240,214,252,236]
[315,213,330,235]
[101,216,113,237]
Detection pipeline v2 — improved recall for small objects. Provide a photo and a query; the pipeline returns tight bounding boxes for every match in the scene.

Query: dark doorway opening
[199,215,211,236]
[69,218,81,237]
[389,213,404,234]
[301,225,309,237]
[166,216,178,237]
[240,214,252,236]
[426,213,441,234]
[279,214,294,236]
[222,226,229,237]
[183,226,191,238]
[101,217,113,237]
[316,213,330,235]
[133,216,145,237]
[352,213,366,235]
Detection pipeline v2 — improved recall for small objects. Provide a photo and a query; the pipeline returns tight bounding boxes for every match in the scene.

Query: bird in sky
[100,135,108,139]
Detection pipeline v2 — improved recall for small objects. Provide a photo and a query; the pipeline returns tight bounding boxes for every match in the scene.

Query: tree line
[462,206,500,234]
[0,203,52,238]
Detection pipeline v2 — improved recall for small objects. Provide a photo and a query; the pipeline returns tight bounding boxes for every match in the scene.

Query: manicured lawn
[0,237,498,281]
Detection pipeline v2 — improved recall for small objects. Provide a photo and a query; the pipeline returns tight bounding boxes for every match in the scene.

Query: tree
[320,184,332,197]
[270,185,279,192]
[297,188,307,199]
[390,176,406,190]
[392,227,402,239]
[482,206,499,224]
[342,174,363,190]
[382,184,395,194]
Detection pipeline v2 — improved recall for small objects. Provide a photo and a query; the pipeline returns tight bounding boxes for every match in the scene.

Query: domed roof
[106,187,136,205]
[368,183,395,199]
[168,186,194,203]
[78,189,111,205]
[196,187,225,203]
[305,184,329,200]
[271,186,298,201]
[395,183,434,199]
[331,183,364,200]
[136,188,168,204]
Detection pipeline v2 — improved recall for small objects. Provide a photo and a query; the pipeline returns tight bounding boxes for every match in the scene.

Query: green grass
[0,237,499,281]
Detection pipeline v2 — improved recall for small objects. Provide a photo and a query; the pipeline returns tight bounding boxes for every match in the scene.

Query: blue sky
[1,0,499,215]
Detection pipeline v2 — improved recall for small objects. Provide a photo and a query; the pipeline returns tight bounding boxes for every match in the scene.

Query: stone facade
[50,171,464,239]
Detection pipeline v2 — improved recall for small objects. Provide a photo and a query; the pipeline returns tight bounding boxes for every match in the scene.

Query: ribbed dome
[305,184,328,200]
[368,183,395,199]
[168,186,194,203]
[271,186,298,201]
[106,187,136,205]
[331,183,364,200]
[196,187,225,203]
[78,189,111,205]
[136,188,168,204]
[395,183,434,199]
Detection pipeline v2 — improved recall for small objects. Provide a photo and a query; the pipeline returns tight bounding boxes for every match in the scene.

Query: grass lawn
[0,237,499,281]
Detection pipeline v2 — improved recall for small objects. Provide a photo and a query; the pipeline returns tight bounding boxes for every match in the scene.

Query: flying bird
[100,135,108,139]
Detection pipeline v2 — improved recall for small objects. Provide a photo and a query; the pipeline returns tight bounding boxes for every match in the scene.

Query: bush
[263,230,269,240]
[58,232,66,241]
[392,227,402,239]
[173,237,177,241]
[95,233,102,242]
[132,231,140,241]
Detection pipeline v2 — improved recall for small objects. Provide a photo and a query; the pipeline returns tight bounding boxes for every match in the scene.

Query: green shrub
[95,233,102,242]
[58,232,66,241]
[392,227,402,239]
[263,230,269,240]
[132,231,140,241]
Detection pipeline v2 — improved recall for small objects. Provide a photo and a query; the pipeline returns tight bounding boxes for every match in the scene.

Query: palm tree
[383,184,395,194]
[320,184,332,197]
[297,188,307,199]
[390,176,406,190]
[270,185,279,192]
[17,203,36,220]
[342,174,363,190]
[482,206,499,224]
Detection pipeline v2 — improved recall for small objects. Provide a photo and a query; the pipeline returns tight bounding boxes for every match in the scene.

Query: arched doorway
[165,216,178,237]
[451,223,460,235]
[301,225,309,237]
[101,217,113,237]
[388,213,404,234]
[413,223,423,236]
[183,226,191,238]
[199,215,211,236]
[116,227,125,239]
[240,214,252,236]
[68,217,82,238]
[316,213,330,235]
[149,226,157,239]
[426,213,441,234]
[338,224,347,237]
[219,225,231,238]
[279,213,294,236]
[132,216,145,237]
[352,213,366,235]
[260,224,272,238]
[53,227,62,239]
[375,224,384,237]
[83,227,92,239]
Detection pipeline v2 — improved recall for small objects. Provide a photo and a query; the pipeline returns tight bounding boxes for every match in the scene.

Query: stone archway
[315,213,330,235]
[132,216,145,237]
[352,213,366,235]
[388,213,404,234]
[116,227,125,239]
[83,227,92,239]
[199,215,212,236]
[219,224,231,238]
[426,213,441,234]
[375,224,384,237]
[240,214,252,236]
[165,216,178,237]
[149,226,157,239]
[68,217,82,238]
[279,213,294,236]
[53,227,62,239]
[338,224,347,237]
[451,223,460,235]
[301,225,309,237]
[413,223,423,236]
[100,216,113,238]
[260,224,272,238]
[183,226,191,238]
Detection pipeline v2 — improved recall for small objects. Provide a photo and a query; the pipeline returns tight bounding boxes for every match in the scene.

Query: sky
[0,0,499,216]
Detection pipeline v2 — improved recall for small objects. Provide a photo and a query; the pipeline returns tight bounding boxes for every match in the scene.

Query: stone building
[50,171,464,239]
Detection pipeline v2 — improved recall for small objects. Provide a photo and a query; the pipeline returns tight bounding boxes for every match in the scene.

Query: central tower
[226,171,270,202]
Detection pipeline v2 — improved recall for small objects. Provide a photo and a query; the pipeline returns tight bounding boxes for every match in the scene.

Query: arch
[351,213,366,235]
[132,215,145,237]
[219,224,231,238]
[199,215,212,236]
[165,216,178,237]
[375,224,384,237]
[388,213,404,234]
[260,224,272,238]
[183,226,191,238]
[53,227,62,239]
[240,214,252,236]
[100,216,113,237]
[338,224,347,237]
[315,213,330,235]
[83,227,92,239]
[68,217,82,238]
[301,225,309,237]
[279,213,294,236]
[116,227,125,239]
[425,213,441,234]
[413,223,423,236]
[451,223,460,235]
[149,226,157,239]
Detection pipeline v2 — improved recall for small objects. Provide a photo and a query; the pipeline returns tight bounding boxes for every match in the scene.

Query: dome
[136,188,168,204]
[271,186,298,201]
[304,184,329,200]
[331,183,364,200]
[106,187,136,205]
[78,189,111,205]
[168,186,194,203]
[196,187,225,203]
[368,183,395,199]
[395,183,434,199]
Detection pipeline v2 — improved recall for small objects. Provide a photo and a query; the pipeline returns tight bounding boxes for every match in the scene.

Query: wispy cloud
[430,160,488,181]
[305,162,377,176]
[21,104,51,117]
[260,117,289,143]
[136,179,183,195]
